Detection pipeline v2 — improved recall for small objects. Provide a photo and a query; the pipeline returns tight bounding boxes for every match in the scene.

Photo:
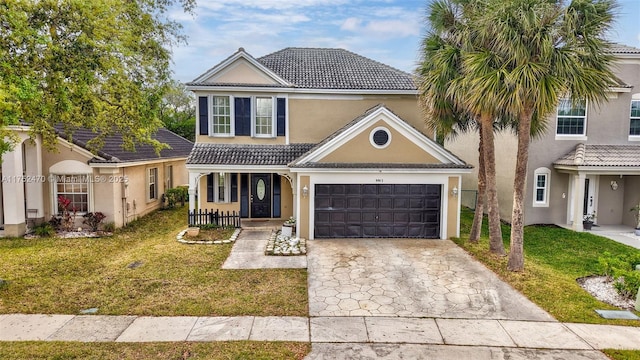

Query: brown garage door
[314,184,441,239]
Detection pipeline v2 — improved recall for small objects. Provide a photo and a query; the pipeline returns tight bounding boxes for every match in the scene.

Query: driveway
[307,239,554,321]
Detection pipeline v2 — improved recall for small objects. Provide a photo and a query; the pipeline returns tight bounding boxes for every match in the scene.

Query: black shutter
[230,173,238,203]
[234,97,251,136]
[240,174,249,217]
[206,173,214,202]
[199,96,208,135]
[273,175,281,218]
[276,98,286,136]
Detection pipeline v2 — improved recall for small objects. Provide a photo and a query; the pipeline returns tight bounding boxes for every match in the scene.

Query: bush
[103,222,116,232]
[82,212,106,231]
[164,187,188,208]
[33,222,56,237]
[598,252,640,299]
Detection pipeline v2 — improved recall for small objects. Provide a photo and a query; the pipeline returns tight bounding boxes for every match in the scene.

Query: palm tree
[464,0,616,271]
[418,0,505,253]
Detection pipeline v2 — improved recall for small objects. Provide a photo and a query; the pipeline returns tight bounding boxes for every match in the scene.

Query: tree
[160,80,195,142]
[0,0,195,155]
[464,0,616,271]
[418,0,505,253]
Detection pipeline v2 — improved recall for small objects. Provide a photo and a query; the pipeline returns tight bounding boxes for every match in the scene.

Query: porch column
[24,136,44,224]
[188,172,199,213]
[572,172,586,232]
[2,143,26,236]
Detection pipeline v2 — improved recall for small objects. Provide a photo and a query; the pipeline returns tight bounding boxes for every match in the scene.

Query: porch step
[241,220,282,231]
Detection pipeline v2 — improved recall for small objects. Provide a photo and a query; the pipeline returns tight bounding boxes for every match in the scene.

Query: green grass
[0,207,308,316]
[455,207,640,326]
[0,341,310,360]
[603,350,640,360]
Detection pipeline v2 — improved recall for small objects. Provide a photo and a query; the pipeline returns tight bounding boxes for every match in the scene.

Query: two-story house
[185,47,471,240]
[447,43,640,232]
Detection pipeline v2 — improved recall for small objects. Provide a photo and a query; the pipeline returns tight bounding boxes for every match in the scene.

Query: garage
[314,184,441,239]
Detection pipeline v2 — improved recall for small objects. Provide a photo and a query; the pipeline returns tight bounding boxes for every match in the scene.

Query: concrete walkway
[1,313,640,356]
[222,229,307,269]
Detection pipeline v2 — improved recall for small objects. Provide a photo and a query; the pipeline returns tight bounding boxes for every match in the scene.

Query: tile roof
[186,143,315,166]
[56,127,193,163]
[292,162,472,169]
[553,144,640,167]
[256,48,416,90]
[610,43,640,54]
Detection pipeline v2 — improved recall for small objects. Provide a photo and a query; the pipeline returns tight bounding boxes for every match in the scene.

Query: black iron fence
[188,209,241,228]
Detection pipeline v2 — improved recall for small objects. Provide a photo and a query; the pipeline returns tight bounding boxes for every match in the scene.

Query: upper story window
[254,97,274,137]
[212,96,232,135]
[198,95,285,138]
[630,99,640,136]
[556,98,587,137]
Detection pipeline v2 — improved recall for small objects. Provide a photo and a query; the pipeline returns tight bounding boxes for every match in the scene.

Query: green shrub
[598,252,640,299]
[164,186,188,208]
[33,222,56,237]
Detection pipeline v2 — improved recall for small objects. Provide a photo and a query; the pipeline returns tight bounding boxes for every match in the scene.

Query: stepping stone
[595,310,640,320]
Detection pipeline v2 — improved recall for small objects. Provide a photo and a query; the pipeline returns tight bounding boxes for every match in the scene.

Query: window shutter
[240,174,249,217]
[276,98,286,136]
[272,175,281,218]
[230,173,238,202]
[206,173,214,202]
[234,97,251,136]
[199,96,209,135]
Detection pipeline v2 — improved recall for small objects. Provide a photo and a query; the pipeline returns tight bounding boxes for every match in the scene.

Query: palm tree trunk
[507,110,533,271]
[480,113,504,255]
[469,123,485,243]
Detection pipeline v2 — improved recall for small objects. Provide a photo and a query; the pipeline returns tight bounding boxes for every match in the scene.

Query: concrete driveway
[307,239,554,321]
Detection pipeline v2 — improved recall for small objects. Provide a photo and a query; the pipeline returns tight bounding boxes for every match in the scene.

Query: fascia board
[184,85,417,96]
[288,167,473,174]
[186,164,290,173]
[192,51,291,86]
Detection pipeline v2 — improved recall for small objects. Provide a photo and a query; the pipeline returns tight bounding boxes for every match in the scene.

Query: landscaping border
[176,228,241,245]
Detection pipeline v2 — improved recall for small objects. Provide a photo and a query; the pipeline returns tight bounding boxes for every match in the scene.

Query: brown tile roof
[554,144,640,167]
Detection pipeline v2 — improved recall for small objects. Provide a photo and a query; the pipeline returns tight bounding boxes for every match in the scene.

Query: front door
[251,174,271,218]
[583,175,597,220]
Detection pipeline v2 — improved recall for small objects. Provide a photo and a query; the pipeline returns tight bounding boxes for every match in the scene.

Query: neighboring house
[447,43,640,231]
[185,47,471,240]
[0,126,193,237]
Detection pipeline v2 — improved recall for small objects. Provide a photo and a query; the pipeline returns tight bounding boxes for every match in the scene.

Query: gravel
[577,275,636,310]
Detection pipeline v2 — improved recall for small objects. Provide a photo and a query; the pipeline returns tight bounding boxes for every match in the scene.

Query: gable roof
[57,127,193,164]
[289,104,470,169]
[554,144,640,168]
[188,47,417,91]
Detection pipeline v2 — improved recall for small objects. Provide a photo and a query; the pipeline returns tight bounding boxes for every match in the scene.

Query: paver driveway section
[307,239,554,320]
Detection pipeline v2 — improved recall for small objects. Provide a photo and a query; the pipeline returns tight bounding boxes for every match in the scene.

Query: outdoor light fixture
[611,181,618,191]
[302,185,309,198]
[451,186,458,197]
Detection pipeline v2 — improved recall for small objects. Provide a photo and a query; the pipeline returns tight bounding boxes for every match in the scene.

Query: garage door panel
[314,184,441,239]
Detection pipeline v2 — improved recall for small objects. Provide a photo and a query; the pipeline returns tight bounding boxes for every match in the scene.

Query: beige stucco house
[1,126,192,237]
[186,47,471,240]
[447,43,640,232]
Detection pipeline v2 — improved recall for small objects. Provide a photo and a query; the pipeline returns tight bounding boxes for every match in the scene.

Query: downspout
[121,168,127,227]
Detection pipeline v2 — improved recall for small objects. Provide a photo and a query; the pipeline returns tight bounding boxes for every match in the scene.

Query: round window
[369,127,391,149]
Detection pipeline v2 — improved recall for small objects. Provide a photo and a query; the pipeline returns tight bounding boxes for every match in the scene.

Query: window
[369,127,392,149]
[55,174,90,214]
[532,167,550,207]
[148,168,158,200]
[556,98,587,136]
[254,97,274,136]
[211,96,231,135]
[207,172,230,203]
[630,100,640,136]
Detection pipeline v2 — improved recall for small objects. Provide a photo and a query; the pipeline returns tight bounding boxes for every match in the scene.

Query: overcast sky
[169,0,640,83]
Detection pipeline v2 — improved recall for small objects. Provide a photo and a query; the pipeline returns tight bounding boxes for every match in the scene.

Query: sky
[169,0,640,83]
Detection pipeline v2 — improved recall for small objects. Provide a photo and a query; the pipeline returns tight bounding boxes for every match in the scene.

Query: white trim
[147,167,159,202]
[210,94,235,137]
[191,49,291,86]
[555,98,588,137]
[292,106,466,167]
[629,98,640,137]
[89,157,188,168]
[186,85,417,96]
[532,167,551,207]
[369,126,392,149]
[252,96,276,138]
[51,173,93,216]
[212,172,231,203]
[289,167,472,174]
[186,165,290,173]
[628,135,640,142]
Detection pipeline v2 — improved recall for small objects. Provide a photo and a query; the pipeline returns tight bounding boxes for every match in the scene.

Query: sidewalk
[1,313,639,351]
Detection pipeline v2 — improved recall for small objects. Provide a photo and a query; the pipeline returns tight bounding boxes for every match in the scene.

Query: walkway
[1,313,640,358]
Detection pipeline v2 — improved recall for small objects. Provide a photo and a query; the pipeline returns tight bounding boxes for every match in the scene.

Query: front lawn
[0,207,308,316]
[0,341,310,360]
[455,207,640,326]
